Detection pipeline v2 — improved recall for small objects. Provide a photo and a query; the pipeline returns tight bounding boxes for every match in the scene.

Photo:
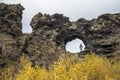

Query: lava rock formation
[0,3,120,68]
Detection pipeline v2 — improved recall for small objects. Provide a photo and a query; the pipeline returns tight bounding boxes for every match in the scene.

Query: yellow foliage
[1,53,120,80]
[14,53,120,80]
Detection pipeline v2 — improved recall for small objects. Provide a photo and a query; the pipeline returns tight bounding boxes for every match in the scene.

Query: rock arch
[0,3,120,67]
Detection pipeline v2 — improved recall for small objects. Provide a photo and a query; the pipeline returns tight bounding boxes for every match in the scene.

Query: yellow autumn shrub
[1,53,120,80]
[14,53,120,80]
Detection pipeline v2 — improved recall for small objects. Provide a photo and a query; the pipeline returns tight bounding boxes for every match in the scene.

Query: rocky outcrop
[73,14,120,56]
[30,13,120,57]
[0,3,24,36]
[0,3,120,68]
[0,3,24,67]
[84,14,120,57]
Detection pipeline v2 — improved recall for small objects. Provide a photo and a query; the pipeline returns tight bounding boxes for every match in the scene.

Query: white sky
[0,0,120,33]
[65,38,85,53]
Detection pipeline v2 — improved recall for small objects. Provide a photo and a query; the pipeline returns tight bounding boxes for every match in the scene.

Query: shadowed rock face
[0,3,120,68]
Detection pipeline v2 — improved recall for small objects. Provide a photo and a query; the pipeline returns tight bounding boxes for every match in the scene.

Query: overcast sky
[0,0,120,33]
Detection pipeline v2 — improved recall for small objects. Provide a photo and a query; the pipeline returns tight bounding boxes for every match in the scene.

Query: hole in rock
[65,38,85,53]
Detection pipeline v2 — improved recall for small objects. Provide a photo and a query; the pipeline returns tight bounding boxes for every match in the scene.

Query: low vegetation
[0,53,120,80]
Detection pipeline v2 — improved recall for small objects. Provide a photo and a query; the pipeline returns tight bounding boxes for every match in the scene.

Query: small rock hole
[65,38,85,53]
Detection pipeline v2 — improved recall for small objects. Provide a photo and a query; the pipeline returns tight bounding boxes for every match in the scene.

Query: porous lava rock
[84,14,120,57]
[30,12,120,58]
[0,3,24,36]
[0,3,24,67]
[0,3,120,68]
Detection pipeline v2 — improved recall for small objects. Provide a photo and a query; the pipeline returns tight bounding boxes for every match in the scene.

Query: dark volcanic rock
[0,3,120,68]
[0,3,24,36]
[0,33,21,67]
[86,13,120,57]
[30,13,120,58]
[28,12,120,66]
[0,3,24,67]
